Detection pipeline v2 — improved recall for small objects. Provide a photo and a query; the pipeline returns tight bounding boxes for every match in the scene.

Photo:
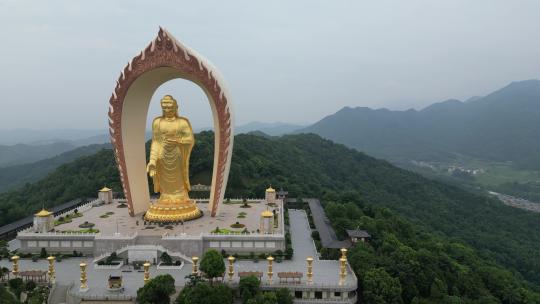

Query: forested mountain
[1,132,540,301]
[299,79,540,169]
[0,143,109,192]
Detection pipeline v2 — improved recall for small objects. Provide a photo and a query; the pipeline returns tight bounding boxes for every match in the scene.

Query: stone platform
[56,199,279,236]
[4,210,357,304]
[16,199,285,258]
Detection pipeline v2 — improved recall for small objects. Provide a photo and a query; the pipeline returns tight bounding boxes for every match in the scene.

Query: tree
[247,292,278,304]
[40,247,48,258]
[239,275,260,303]
[0,240,9,257]
[176,282,233,304]
[429,278,447,301]
[275,288,293,304]
[161,252,173,265]
[363,268,402,304]
[0,267,7,280]
[8,277,25,297]
[199,249,225,282]
[25,280,37,291]
[0,285,18,304]
[284,247,293,259]
[136,274,175,304]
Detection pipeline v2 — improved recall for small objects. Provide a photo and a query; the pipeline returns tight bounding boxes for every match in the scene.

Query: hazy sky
[1,0,539,130]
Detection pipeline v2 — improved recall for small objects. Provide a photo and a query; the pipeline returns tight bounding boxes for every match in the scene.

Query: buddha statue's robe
[149,116,194,205]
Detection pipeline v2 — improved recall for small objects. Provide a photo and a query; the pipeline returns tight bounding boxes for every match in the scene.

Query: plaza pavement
[55,199,281,237]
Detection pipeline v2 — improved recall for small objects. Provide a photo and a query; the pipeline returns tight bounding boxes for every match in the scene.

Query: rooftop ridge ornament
[108,27,234,217]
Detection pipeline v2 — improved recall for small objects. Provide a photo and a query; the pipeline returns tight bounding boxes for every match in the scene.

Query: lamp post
[11,255,19,277]
[79,262,88,292]
[267,255,274,284]
[192,256,199,275]
[306,257,313,284]
[227,256,235,282]
[47,256,56,284]
[339,248,348,285]
[143,262,151,284]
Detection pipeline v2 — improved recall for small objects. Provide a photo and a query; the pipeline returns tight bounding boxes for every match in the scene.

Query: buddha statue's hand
[165,138,182,145]
[147,162,157,178]
[165,137,190,145]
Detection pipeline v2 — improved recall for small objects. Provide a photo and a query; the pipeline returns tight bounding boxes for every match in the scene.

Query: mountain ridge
[299,79,540,168]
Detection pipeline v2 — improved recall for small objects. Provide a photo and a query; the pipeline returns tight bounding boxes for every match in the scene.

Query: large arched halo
[108,28,234,217]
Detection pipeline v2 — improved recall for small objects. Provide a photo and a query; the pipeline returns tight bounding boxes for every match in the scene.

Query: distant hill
[299,79,540,169]
[0,131,150,168]
[235,121,305,136]
[0,129,105,145]
[0,143,110,192]
[0,122,302,166]
[2,132,540,289]
[0,142,77,167]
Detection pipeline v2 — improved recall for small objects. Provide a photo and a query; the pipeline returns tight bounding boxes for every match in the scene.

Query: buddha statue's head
[160,95,179,118]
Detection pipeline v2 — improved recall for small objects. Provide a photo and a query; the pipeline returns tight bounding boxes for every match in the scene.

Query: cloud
[0,0,539,130]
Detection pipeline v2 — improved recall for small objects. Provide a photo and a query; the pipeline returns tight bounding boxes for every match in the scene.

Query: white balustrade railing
[94,232,137,240]
[18,231,97,237]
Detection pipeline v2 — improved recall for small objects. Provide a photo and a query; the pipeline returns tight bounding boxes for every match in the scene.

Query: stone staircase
[93,244,192,264]
[48,284,69,304]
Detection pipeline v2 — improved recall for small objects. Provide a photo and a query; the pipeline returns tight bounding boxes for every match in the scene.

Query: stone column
[192,256,199,275]
[306,257,313,284]
[267,255,274,284]
[47,256,56,284]
[227,256,235,282]
[143,262,151,284]
[79,262,88,292]
[11,255,19,277]
[339,248,347,285]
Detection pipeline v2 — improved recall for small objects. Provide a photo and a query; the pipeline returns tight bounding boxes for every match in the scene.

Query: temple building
[346,229,371,244]
[277,188,288,201]
[98,186,113,204]
[265,186,276,204]
[33,208,54,233]
[260,209,274,234]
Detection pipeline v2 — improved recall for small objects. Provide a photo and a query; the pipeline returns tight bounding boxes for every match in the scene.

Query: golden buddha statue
[144,95,202,222]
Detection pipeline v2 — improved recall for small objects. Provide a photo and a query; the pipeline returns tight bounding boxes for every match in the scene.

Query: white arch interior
[122,66,224,215]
